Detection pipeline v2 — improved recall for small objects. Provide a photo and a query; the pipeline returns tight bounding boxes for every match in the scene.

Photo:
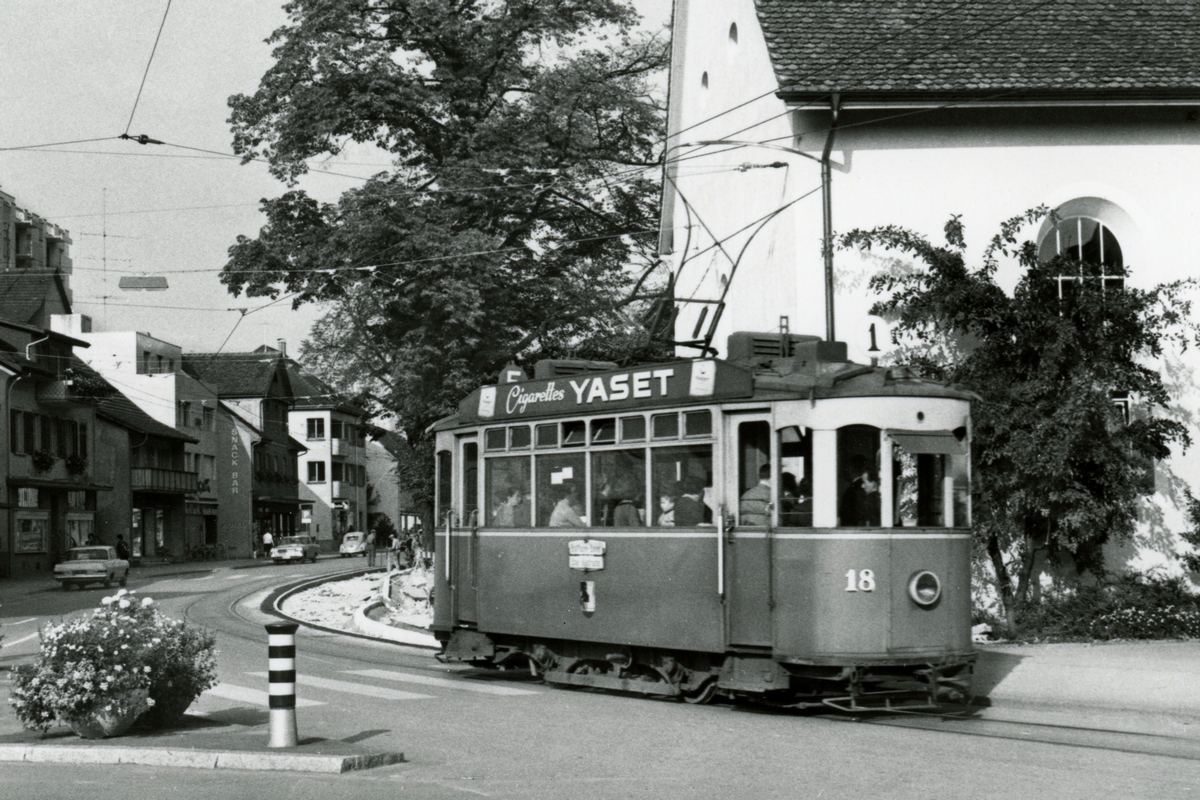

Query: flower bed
[8,590,217,736]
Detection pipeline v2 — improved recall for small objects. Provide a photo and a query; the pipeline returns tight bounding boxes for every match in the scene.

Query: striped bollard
[266,621,300,748]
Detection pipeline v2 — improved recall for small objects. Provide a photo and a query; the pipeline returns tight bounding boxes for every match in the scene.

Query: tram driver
[840,457,881,527]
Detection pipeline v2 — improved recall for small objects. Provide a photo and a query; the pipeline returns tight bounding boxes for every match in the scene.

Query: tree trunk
[985,532,1018,627]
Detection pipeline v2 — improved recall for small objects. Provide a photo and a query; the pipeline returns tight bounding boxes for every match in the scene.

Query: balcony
[131,468,198,494]
[330,481,350,500]
[330,437,357,457]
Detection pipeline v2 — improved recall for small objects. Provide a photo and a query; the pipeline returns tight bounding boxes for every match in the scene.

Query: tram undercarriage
[438,629,975,711]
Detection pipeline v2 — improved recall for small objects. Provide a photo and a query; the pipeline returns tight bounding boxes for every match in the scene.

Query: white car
[339,531,367,557]
[55,546,130,590]
[271,535,320,564]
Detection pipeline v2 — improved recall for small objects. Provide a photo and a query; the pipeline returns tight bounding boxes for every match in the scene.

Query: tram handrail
[766,502,776,611]
[716,504,725,598]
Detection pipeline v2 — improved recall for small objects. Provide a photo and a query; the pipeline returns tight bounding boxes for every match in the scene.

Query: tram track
[819,707,1200,763]
[175,566,1200,764]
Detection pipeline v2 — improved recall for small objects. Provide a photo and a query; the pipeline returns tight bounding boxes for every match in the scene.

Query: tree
[840,209,1197,624]
[223,0,670,527]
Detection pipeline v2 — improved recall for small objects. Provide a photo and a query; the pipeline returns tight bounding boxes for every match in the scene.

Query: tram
[431,331,975,709]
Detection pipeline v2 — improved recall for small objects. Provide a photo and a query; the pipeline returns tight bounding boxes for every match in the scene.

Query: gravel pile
[280,569,433,634]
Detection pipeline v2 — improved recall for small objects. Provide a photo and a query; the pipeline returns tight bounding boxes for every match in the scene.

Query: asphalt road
[3,559,1200,799]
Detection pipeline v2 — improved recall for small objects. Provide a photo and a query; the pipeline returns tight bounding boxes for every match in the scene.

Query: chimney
[276,339,287,357]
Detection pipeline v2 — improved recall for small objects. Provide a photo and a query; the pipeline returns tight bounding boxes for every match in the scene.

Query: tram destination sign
[459,359,754,422]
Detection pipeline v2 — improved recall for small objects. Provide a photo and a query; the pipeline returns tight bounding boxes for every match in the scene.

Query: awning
[887,429,968,455]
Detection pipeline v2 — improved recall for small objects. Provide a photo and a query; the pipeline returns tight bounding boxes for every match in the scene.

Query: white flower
[113,665,123,672]
[116,589,129,597]
[101,597,114,606]
[143,666,151,673]
[141,597,154,607]
[118,599,130,609]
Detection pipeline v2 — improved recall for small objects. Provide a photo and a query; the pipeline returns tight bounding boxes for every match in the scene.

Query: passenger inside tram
[739,464,772,527]
[674,476,708,526]
[839,456,881,527]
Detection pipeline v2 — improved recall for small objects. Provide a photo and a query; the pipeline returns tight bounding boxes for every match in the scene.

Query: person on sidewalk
[115,535,130,561]
[261,530,274,558]
[365,529,378,567]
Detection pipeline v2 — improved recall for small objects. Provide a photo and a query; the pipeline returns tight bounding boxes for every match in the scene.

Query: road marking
[190,575,216,581]
[9,618,37,626]
[0,632,39,649]
[344,669,540,696]
[249,672,434,701]
[204,682,324,707]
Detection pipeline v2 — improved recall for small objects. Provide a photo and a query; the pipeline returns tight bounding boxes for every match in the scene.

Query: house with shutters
[660,0,1200,577]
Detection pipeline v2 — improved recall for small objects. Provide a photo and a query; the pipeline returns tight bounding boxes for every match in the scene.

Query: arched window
[1041,209,1123,299]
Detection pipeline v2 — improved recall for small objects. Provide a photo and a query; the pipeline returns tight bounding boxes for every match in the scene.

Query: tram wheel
[682,678,718,705]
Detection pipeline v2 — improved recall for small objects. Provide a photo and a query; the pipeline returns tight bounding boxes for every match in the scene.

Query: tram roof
[433,340,976,433]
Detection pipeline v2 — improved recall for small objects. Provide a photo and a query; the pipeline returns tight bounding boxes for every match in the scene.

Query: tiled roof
[182,352,284,398]
[283,359,364,413]
[755,0,1200,96]
[0,271,71,326]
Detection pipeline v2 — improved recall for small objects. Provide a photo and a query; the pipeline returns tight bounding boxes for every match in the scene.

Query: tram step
[543,670,681,697]
[821,690,937,713]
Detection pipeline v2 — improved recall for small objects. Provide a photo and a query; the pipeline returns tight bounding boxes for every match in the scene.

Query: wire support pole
[821,95,841,343]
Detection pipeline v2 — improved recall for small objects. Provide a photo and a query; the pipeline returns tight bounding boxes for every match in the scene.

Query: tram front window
[890,430,969,527]
[652,445,713,526]
[486,456,531,527]
[593,449,646,526]
[838,425,881,527]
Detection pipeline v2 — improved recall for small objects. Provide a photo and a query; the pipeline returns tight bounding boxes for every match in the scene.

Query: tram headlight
[907,571,942,607]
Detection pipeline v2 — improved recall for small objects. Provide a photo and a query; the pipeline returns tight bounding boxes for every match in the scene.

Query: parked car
[271,536,320,564]
[339,531,367,557]
[54,546,130,590]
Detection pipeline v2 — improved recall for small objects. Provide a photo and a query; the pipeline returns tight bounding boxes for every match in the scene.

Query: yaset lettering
[570,368,674,404]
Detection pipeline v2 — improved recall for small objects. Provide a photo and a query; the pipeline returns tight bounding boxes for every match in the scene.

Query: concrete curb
[354,599,440,649]
[0,744,404,773]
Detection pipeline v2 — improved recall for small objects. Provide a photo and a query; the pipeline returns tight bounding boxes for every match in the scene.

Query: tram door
[451,437,479,624]
[726,415,773,647]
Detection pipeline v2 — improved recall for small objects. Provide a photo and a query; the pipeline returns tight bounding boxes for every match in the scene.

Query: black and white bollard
[265,621,300,748]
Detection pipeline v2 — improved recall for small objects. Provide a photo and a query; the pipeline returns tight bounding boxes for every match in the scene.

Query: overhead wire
[124,0,174,136]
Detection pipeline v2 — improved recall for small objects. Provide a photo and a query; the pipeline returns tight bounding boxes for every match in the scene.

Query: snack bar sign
[462,359,752,421]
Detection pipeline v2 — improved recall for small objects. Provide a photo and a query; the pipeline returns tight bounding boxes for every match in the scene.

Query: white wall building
[661,0,1200,577]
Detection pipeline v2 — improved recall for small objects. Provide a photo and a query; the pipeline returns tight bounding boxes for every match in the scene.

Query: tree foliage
[840,209,1198,622]
[223,0,670,526]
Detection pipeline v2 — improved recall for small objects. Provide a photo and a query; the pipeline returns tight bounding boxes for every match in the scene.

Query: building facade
[661,0,1200,577]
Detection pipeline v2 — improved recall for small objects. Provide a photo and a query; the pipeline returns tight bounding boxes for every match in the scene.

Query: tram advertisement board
[458,359,753,422]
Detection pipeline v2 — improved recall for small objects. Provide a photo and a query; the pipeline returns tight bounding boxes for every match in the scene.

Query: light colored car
[271,535,320,564]
[55,546,130,590]
[339,531,367,557]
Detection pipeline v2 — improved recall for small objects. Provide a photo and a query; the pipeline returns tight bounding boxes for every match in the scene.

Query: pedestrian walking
[261,530,274,558]
[365,528,377,567]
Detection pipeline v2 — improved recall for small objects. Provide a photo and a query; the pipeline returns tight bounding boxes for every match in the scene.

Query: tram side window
[486,456,531,527]
[653,445,713,526]
[738,421,771,527]
[536,452,587,526]
[463,442,479,523]
[778,426,813,527]
[837,425,881,527]
[592,449,646,526]
[436,450,452,523]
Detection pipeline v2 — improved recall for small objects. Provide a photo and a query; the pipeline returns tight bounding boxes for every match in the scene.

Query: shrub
[988,572,1200,642]
[8,590,217,733]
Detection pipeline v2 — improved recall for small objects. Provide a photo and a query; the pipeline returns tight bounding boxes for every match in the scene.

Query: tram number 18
[844,569,876,592]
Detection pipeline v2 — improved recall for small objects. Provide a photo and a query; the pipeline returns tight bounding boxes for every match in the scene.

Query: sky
[0,0,672,355]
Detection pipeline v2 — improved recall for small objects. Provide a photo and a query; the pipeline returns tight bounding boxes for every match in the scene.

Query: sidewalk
[973,639,1200,735]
